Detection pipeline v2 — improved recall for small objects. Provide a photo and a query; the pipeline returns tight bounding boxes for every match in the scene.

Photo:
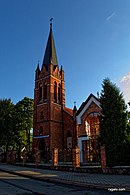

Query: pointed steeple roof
[36,61,40,72]
[42,20,58,70]
[35,61,41,80]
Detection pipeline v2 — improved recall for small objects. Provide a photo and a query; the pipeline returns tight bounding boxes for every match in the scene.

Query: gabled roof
[76,93,100,124]
[64,107,73,116]
[42,23,58,70]
[77,93,99,115]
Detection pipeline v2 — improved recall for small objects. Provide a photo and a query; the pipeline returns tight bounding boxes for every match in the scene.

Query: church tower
[33,21,65,156]
[33,21,77,162]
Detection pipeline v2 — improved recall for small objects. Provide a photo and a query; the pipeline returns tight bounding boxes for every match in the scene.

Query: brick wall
[33,63,75,155]
[78,102,101,137]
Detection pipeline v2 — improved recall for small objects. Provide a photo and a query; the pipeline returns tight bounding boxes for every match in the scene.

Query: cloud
[106,12,116,21]
[121,72,130,84]
[120,72,130,105]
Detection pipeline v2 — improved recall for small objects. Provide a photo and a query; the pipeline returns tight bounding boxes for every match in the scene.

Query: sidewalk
[0,163,130,192]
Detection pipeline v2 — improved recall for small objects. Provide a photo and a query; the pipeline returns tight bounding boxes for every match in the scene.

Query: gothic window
[84,112,100,163]
[39,84,42,101]
[85,112,100,138]
[58,83,61,103]
[67,130,72,148]
[54,81,57,102]
[85,121,90,136]
[40,111,44,119]
[39,126,43,135]
[44,83,47,100]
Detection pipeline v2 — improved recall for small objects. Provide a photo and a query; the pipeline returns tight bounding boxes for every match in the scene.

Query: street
[0,170,129,195]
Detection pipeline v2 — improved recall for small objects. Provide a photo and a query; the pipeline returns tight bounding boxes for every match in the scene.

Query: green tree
[14,97,34,155]
[126,110,130,141]
[99,78,128,166]
[0,99,16,150]
[125,108,130,162]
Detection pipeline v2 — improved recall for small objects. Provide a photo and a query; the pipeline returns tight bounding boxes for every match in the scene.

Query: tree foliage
[14,97,34,152]
[0,97,34,154]
[126,106,130,142]
[99,78,128,166]
[0,99,15,149]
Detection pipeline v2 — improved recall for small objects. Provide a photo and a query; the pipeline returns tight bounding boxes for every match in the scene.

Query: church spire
[42,19,58,70]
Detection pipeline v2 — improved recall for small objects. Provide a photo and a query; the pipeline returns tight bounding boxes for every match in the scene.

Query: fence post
[52,148,58,166]
[34,148,40,167]
[100,145,106,172]
[7,149,11,164]
[72,146,80,168]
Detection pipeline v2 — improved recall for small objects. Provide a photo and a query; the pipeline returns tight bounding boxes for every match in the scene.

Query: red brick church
[33,21,101,164]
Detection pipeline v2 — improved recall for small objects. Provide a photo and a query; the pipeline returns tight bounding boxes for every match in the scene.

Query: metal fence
[58,148,72,164]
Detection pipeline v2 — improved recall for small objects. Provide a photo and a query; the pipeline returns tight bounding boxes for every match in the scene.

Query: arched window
[58,83,61,103]
[39,84,42,101]
[40,111,44,119]
[44,83,47,100]
[85,112,100,138]
[39,126,43,135]
[67,130,72,148]
[54,81,57,102]
[85,112,100,163]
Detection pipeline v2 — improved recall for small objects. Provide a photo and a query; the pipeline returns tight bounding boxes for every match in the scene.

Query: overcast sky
[0,0,130,109]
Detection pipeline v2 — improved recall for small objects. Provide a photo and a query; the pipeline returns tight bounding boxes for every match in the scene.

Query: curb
[0,167,130,192]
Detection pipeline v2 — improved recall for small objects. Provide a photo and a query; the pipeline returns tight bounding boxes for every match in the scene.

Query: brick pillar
[72,146,80,168]
[7,150,11,164]
[63,149,67,164]
[52,148,58,166]
[34,148,40,167]
[101,145,106,172]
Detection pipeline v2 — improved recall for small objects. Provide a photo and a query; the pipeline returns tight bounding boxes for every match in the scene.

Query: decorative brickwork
[33,24,101,166]
[72,146,80,167]
[33,23,76,163]
[101,145,106,171]
[52,148,58,166]
[77,94,101,164]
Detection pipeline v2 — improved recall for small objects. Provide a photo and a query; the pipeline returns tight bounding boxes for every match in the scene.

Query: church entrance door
[39,138,46,160]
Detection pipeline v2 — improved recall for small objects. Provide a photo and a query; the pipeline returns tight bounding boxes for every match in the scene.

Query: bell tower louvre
[33,20,76,159]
